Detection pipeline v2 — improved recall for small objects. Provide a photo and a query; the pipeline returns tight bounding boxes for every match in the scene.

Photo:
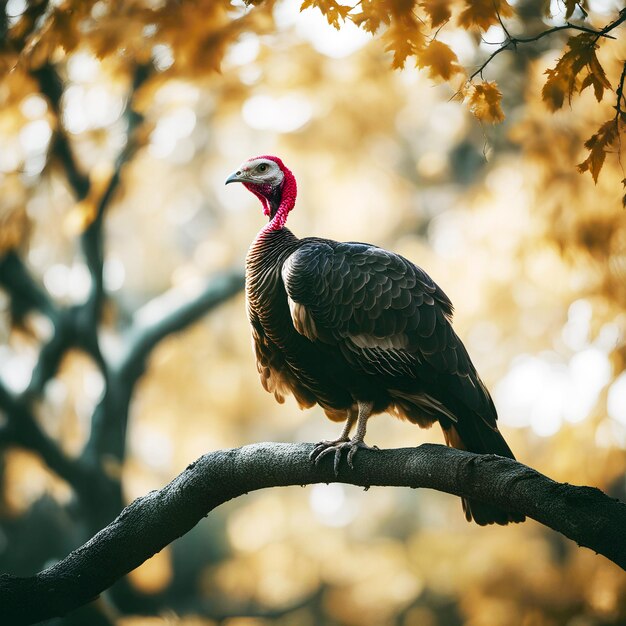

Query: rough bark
[1,442,624,625]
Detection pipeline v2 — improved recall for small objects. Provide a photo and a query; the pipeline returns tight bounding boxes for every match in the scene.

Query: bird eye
[258,163,268,172]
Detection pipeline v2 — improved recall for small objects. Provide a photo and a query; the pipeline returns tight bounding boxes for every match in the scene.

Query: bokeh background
[1,0,626,624]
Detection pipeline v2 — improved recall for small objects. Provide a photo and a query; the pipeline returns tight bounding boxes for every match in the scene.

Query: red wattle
[252,155,297,231]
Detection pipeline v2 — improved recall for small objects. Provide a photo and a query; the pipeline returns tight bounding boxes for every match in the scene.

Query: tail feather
[443,422,525,526]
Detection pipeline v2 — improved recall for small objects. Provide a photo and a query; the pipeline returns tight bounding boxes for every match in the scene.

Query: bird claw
[310,439,349,475]
[346,441,379,469]
[310,439,379,475]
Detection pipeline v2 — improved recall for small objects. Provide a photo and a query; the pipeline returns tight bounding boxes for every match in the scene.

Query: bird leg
[310,401,379,475]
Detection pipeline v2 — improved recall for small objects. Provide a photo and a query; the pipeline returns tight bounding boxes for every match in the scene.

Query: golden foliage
[23,4,93,69]
[468,81,505,123]
[350,0,391,34]
[383,16,426,69]
[418,39,463,80]
[542,34,611,112]
[300,0,351,29]
[457,0,514,30]
[294,0,623,181]
[577,119,620,184]
[420,0,453,28]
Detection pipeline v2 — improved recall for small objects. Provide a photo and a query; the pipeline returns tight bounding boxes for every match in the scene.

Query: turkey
[226,155,524,526]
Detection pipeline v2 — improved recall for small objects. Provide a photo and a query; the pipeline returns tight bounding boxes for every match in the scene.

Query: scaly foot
[310,438,379,475]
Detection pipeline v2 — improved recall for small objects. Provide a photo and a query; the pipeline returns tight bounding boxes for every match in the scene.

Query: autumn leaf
[418,40,462,80]
[300,0,351,29]
[389,0,417,16]
[577,119,619,183]
[383,17,426,69]
[420,0,453,27]
[351,0,391,33]
[468,81,505,123]
[580,73,608,103]
[542,33,609,110]
[458,0,514,30]
[542,66,571,111]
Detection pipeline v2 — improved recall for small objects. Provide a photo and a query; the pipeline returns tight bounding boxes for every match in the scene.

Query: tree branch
[120,270,246,384]
[33,64,91,199]
[0,251,59,322]
[0,381,86,492]
[2,442,624,625]
[79,63,151,332]
[469,8,626,81]
[83,270,245,463]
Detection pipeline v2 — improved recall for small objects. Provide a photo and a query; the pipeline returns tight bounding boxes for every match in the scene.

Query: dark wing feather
[281,240,495,427]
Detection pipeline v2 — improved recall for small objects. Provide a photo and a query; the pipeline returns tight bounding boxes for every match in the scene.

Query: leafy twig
[469,16,621,81]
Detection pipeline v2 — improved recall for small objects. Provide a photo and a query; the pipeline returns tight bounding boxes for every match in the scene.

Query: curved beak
[225,170,244,185]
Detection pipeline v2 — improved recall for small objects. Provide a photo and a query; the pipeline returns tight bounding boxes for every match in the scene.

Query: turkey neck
[246,227,299,274]
[246,227,300,344]
[246,227,300,306]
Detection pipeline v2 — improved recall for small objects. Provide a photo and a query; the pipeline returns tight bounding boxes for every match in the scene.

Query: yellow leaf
[542,33,609,110]
[420,0,453,27]
[300,0,351,29]
[577,119,619,183]
[383,16,426,69]
[468,81,505,123]
[418,40,462,80]
[458,0,514,30]
[389,0,417,16]
[580,73,605,102]
[542,65,571,110]
[351,0,391,32]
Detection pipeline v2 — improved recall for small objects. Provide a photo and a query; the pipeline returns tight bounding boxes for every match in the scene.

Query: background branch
[1,442,624,625]
[79,63,151,332]
[120,270,246,384]
[0,381,93,497]
[0,252,59,321]
[82,270,245,466]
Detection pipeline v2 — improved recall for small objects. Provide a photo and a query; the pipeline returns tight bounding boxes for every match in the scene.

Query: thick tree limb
[1,442,625,625]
